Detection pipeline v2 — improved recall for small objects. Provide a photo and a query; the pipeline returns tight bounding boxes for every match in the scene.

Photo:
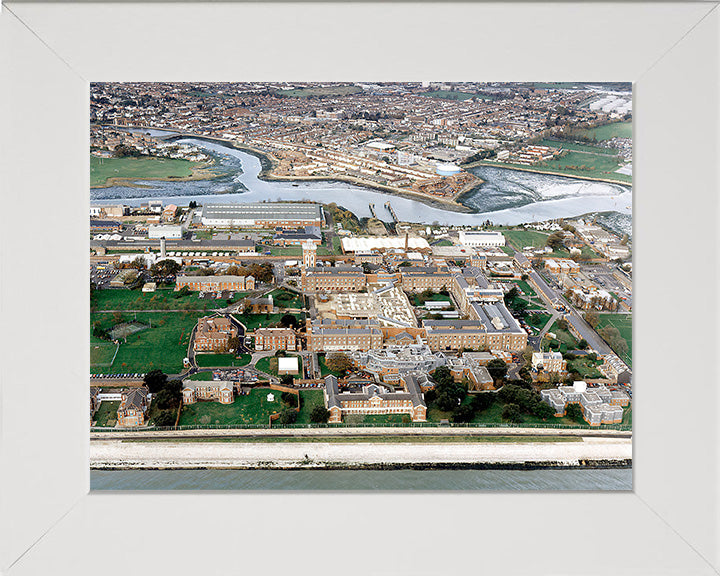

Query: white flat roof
[278,357,299,371]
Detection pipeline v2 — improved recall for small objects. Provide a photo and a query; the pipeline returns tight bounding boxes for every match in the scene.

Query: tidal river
[91,137,632,230]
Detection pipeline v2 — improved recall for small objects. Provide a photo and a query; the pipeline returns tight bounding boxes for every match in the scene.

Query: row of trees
[144,370,183,427]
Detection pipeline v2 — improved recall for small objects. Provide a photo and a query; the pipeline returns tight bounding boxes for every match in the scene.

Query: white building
[458,231,506,248]
[148,224,182,239]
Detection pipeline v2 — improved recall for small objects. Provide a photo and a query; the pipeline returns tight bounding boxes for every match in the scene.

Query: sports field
[596,313,632,366]
[91,338,117,367]
[90,311,205,374]
[91,155,198,187]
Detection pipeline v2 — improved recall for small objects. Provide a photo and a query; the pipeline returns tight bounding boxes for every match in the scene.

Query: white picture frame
[1,2,718,575]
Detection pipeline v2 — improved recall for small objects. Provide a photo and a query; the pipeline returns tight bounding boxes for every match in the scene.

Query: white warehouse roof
[341,236,431,253]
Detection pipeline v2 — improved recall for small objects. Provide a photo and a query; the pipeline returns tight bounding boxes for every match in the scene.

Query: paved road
[528,269,611,354]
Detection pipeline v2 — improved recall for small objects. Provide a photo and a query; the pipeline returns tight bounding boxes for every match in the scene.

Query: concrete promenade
[90,436,632,469]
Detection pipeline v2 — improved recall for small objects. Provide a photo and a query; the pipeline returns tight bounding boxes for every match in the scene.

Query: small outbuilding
[277,356,300,376]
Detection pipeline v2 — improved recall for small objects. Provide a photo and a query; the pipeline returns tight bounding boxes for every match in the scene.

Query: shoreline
[101,127,479,214]
[183,135,479,215]
[90,436,632,470]
[463,160,632,187]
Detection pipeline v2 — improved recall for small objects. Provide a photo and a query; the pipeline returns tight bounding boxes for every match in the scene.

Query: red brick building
[254,328,297,351]
[194,316,238,352]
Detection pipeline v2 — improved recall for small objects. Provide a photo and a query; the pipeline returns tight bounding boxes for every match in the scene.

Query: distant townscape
[89,82,632,446]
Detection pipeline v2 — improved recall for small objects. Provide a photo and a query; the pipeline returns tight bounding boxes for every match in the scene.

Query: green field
[536,139,618,156]
[501,229,550,251]
[275,85,362,98]
[420,90,494,101]
[93,401,120,427]
[91,339,117,366]
[92,287,247,312]
[91,155,198,187]
[480,154,631,184]
[195,353,251,368]
[580,122,632,141]
[91,311,204,374]
[596,313,632,367]
[178,388,283,426]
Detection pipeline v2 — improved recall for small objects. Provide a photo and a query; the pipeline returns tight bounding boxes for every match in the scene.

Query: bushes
[310,406,330,423]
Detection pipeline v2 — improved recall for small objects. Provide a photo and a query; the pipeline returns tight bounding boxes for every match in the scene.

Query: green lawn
[186,371,214,381]
[178,388,283,426]
[343,413,410,425]
[544,320,579,354]
[427,394,626,428]
[596,313,633,367]
[93,401,120,427]
[195,353,252,368]
[275,85,362,98]
[255,355,303,379]
[501,229,550,251]
[295,389,325,424]
[514,280,537,299]
[318,354,343,377]
[269,288,303,309]
[566,356,604,379]
[536,139,618,156]
[90,311,204,374]
[92,287,244,312]
[91,340,117,366]
[580,121,632,141]
[268,247,303,257]
[91,155,198,187]
[525,312,552,330]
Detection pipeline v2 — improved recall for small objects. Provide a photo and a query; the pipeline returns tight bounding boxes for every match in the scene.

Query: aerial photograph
[89,82,633,491]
